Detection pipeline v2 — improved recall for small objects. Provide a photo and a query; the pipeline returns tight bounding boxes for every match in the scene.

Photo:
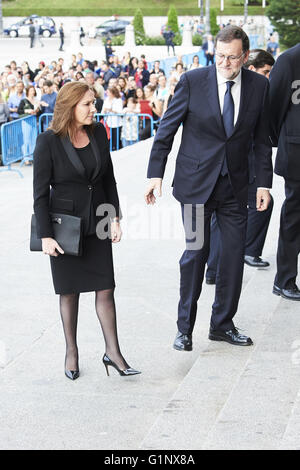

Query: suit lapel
[231,67,255,136]
[60,128,101,181]
[87,130,101,181]
[203,65,226,135]
[60,135,86,178]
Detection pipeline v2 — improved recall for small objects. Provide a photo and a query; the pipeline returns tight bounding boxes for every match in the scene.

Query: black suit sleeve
[269,52,293,146]
[147,72,189,178]
[33,133,54,238]
[99,125,122,219]
[253,80,273,189]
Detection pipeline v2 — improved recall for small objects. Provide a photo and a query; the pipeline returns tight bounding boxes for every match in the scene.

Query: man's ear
[248,65,256,72]
[243,50,250,63]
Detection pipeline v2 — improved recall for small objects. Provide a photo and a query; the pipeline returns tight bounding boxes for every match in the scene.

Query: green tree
[133,8,145,44]
[210,8,219,36]
[167,5,179,34]
[267,0,300,48]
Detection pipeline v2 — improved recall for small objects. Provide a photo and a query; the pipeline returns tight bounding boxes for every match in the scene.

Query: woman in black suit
[33,81,140,380]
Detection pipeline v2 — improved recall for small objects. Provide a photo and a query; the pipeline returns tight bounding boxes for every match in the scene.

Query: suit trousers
[274,178,300,289]
[177,174,248,335]
[206,178,274,278]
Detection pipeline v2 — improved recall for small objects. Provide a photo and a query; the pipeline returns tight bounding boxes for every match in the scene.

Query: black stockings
[59,288,128,372]
[95,288,129,371]
[59,293,80,371]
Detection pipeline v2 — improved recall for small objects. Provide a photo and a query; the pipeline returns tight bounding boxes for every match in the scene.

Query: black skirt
[50,234,115,295]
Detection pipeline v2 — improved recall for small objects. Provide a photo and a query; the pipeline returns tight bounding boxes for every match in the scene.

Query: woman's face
[144,88,152,99]
[28,87,35,99]
[136,88,143,99]
[107,89,113,100]
[74,90,96,127]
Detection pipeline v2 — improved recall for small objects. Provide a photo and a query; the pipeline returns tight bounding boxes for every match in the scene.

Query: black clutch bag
[30,213,83,256]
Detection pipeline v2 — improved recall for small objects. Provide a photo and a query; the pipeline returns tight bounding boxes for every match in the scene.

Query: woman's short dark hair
[25,85,36,97]
[215,25,250,52]
[244,49,275,69]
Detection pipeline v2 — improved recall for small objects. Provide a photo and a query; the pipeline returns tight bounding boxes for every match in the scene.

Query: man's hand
[144,178,162,205]
[256,189,271,212]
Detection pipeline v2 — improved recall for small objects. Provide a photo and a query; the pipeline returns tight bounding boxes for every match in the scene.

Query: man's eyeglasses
[215,51,245,63]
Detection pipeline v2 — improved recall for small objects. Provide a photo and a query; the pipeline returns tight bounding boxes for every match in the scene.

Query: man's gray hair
[215,25,250,52]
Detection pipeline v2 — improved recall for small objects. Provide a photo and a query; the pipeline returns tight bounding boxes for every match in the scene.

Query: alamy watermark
[95,198,204,251]
[291,80,300,105]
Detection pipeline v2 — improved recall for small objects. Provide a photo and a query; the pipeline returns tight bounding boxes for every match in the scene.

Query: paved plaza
[1,130,300,450]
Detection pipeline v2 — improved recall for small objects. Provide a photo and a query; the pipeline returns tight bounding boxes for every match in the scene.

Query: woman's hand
[42,237,64,256]
[111,220,122,243]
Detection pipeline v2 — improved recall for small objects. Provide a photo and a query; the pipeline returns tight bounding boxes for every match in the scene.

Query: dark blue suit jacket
[269,43,300,180]
[147,65,273,205]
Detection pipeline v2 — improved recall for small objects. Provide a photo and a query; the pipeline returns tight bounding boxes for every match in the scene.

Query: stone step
[140,262,283,450]
[203,295,300,450]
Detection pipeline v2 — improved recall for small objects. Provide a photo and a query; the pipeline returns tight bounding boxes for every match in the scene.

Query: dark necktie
[223,80,235,137]
[221,80,235,175]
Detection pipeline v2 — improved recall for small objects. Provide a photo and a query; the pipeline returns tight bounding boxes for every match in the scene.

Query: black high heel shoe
[64,355,80,381]
[102,354,141,377]
[65,369,80,381]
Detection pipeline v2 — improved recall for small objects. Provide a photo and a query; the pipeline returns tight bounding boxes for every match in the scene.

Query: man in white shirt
[145,26,272,350]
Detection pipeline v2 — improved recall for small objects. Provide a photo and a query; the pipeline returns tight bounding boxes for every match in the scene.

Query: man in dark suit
[29,19,35,49]
[269,43,300,301]
[202,34,215,66]
[206,49,275,284]
[145,26,272,349]
[59,23,64,51]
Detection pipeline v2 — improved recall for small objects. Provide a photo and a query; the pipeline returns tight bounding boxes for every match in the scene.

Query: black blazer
[269,43,300,180]
[33,122,121,238]
[147,65,273,205]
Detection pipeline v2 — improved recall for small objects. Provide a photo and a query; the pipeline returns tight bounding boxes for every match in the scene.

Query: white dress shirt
[216,68,241,125]
[216,68,269,191]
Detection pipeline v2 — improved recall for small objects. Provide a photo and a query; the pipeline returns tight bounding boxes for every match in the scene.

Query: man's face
[149,74,158,86]
[108,78,117,87]
[253,64,273,80]
[85,73,95,86]
[16,82,24,94]
[158,76,166,87]
[215,39,249,80]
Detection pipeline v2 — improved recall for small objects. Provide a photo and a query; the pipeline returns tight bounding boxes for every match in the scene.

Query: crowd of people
[0,15,280,164]
[0,47,206,162]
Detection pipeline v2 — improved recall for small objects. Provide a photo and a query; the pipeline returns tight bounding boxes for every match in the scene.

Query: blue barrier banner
[0,115,38,170]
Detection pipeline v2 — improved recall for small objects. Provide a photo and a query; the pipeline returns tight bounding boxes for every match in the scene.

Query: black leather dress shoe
[244,255,270,268]
[173,331,193,351]
[209,327,253,346]
[206,277,216,285]
[273,284,300,301]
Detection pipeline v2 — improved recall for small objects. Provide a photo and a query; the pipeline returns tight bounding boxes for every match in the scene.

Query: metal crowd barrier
[94,113,154,151]
[0,115,38,178]
[38,113,53,134]
[38,112,155,152]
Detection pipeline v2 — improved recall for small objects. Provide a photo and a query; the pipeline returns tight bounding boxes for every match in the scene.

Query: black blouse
[75,143,95,181]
